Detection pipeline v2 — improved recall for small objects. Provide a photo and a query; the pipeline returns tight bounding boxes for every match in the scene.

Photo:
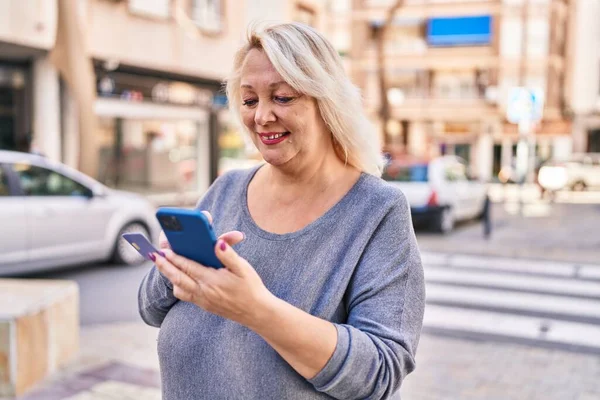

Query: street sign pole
[507,87,544,214]
[517,116,531,215]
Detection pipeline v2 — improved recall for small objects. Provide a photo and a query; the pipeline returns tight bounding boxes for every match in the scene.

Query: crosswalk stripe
[425,283,600,320]
[424,265,600,298]
[424,305,600,350]
[420,253,600,350]
[581,267,600,280]
[421,252,579,278]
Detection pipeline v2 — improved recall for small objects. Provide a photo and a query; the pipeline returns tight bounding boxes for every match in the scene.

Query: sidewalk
[17,320,600,400]
[17,323,161,400]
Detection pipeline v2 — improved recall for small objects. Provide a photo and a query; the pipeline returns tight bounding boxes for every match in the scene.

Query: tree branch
[375,0,404,146]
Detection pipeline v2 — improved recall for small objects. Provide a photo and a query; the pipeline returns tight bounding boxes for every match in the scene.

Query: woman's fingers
[218,231,245,246]
[153,252,199,298]
[215,240,247,277]
[161,249,213,282]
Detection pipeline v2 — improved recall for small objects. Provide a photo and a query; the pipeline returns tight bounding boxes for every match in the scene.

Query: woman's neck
[261,150,356,204]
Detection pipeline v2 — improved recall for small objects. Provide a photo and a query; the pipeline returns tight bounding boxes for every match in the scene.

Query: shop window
[192,0,223,33]
[588,129,600,153]
[493,144,502,177]
[217,110,263,176]
[0,167,9,196]
[12,164,91,197]
[455,144,471,164]
[128,0,171,19]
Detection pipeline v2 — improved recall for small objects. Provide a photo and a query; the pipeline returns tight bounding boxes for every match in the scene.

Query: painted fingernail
[148,253,156,262]
[158,251,166,258]
[219,241,226,251]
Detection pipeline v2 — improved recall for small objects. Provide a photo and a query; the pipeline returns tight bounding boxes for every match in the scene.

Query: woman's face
[239,49,332,168]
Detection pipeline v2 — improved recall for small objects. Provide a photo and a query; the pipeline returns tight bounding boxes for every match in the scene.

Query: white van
[383,155,488,233]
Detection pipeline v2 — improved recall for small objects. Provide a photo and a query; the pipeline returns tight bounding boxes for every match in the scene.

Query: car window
[383,164,429,182]
[445,162,468,182]
[12,163,91,197]
[0,167,9,196]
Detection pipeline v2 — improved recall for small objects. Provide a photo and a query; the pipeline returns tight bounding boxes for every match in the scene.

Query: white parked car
[538,153,600,192]
[0,150,160,275]
[383,155,488,233]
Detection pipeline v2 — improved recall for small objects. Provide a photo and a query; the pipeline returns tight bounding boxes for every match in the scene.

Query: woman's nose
[254,102,276,126]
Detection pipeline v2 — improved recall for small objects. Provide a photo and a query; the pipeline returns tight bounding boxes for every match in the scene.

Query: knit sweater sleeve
[307,193,426,400]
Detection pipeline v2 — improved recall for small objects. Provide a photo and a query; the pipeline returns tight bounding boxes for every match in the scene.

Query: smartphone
[122,232,160,261]
[156,207,223,269]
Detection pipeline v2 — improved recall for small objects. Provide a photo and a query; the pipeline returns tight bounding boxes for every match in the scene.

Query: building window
[0,167,9,196]
[128,0,171,19]
[588,129,600,153]
[192,0,223,33]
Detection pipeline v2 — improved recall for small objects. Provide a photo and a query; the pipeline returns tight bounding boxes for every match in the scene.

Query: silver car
[0,150,160,275]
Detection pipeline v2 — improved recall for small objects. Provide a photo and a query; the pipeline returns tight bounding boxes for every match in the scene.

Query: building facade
[567,0,600,154]
[0,0,58,155]
[350,0,573,181]
[1,0,328,200]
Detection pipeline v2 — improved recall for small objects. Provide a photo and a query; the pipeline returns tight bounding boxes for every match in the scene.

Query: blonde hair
[226,22,383,177]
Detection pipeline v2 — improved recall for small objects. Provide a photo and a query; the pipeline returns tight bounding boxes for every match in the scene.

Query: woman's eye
[242,99,257,106]
[274,96,293,104]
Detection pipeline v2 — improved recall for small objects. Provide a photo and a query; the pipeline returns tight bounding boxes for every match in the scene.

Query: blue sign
[427,15,492,47]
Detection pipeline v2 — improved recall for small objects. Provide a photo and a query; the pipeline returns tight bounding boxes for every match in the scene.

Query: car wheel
[432,207,454,234]
[113,222,151,266]
[572,180,587,191]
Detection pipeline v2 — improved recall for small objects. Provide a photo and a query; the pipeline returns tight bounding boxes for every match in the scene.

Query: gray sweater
[138,166,425,400]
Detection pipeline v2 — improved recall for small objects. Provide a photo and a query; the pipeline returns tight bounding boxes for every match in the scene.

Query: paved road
[403,251,600,400]
[419,251,600,354]
[25,261,154,326]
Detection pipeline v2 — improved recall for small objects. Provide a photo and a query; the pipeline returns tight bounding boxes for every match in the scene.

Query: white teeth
[266,133,284,140]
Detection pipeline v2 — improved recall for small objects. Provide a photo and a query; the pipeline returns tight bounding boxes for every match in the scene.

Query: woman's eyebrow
[241,81,288,89]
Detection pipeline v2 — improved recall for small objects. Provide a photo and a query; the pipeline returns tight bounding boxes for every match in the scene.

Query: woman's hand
[153,213,274,327]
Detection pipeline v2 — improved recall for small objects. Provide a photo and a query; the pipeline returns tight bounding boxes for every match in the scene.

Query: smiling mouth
[260,132,289,140]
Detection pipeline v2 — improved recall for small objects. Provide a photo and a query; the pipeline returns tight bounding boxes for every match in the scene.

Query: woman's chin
[260,151,294,167]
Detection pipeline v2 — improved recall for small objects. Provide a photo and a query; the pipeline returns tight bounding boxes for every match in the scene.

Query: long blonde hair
[226,22,383,176]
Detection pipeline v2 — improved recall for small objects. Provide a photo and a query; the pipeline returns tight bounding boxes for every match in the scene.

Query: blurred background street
[1,0,599,399]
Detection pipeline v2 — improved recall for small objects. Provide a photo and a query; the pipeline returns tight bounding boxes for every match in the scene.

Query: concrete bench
[0,279,79,397]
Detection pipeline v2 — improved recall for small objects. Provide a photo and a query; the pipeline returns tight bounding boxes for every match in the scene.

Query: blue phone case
[122,233,159,261]
[156,207,223,269]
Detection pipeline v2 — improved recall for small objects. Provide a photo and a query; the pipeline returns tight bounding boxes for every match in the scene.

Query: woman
[139,22,425,400]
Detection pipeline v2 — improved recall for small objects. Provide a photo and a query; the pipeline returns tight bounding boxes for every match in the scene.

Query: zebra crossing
[420,252,600,353]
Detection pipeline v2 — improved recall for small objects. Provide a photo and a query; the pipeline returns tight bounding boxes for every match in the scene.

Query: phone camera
[159,215,183,231]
